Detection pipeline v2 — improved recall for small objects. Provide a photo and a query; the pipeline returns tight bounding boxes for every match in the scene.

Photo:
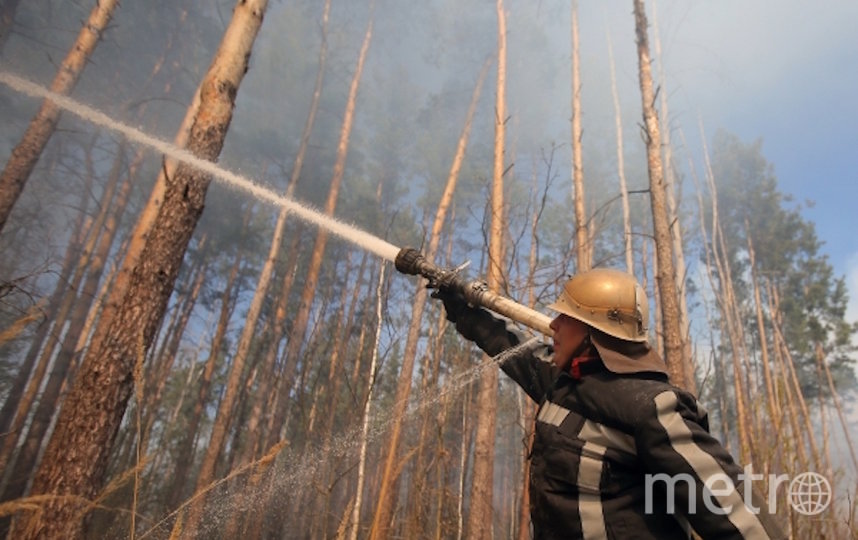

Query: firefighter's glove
[431,289,518,356]
[431,288,469,324]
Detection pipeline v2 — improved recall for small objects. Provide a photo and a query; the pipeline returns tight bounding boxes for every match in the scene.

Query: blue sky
[648,0,858,321]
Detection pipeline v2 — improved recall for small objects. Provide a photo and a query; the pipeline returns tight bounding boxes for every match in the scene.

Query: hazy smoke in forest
[0,70,402,263]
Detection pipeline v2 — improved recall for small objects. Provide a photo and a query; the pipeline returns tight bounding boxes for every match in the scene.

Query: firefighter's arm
[634,389,787,540]
[433,289,557,401]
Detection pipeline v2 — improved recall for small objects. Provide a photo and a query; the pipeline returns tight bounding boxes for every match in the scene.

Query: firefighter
[433,268,786,539]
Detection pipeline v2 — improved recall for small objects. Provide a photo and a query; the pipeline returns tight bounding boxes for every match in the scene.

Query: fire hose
[394,247,552,337]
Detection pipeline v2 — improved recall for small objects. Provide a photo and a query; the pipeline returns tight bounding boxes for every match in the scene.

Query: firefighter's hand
[431,288,518,355]
[430,288,468,324]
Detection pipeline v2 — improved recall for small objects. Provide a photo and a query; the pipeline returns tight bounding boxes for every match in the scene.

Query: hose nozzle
[394,247,467,292]
[393,247,552,336]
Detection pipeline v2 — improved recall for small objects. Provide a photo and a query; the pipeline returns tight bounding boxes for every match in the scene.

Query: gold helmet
[547,268,649,342]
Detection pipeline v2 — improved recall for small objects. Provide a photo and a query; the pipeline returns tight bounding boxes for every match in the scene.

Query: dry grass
[139,439,288,540]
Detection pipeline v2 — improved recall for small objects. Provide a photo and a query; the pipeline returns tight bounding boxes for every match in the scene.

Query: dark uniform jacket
[453,305,786,540]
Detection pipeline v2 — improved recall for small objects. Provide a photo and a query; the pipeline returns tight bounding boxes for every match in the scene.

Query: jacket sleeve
[634,388,787,540]
[452,305,557,402]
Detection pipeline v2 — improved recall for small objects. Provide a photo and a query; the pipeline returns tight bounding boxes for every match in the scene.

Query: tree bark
[698,127,753,463]
[0,165,91,450]
[167,245,242,511]
[606,30,634,274]
[466,2,506,538]
[650,3,696,393]
[348,264,387,540]
[270,15,373,442]
[11,1,268,537]
[0,0,21,53]
[0,0,120,233]
[369,54,487,540]
[632,0,686,389]
[80,76,203,399]
[570,0,589,271]
[0,140,129,510]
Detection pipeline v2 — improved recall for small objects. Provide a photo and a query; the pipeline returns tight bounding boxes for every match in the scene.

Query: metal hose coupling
[394,247,468,292]
[393,247,552,336]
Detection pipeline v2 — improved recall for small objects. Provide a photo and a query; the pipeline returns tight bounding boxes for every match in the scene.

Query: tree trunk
[232,0,331,452]
[688,163,736,447]
[138,246,208,455]
[0,0,21,53]
[0,136,105,495]
[698,128,753,464]
[632,0,686,390]
[757,278,807,475]
[0,167,91,446]
[815,342,858,474]
[270,15,373,445]
[177,218,267,536]
[770,288,821,470]
[218,10,335,528]
[167,245,242,511]
[744,224,780,437]
[606,30,634,274]
[650,3,696,393]
[466,2,506,537]
[515,166,546,540]
[299,252,354,539]
[80,77,203,398]
[0,140,129,509]
[457,380,474,540]
[0,0,120,232]
[347,264,387,540]
[369,54,487,540]
[570,0,589,271]
[11,1,268,537]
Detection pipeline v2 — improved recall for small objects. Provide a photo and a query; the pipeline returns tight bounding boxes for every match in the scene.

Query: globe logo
[788,472,831,516]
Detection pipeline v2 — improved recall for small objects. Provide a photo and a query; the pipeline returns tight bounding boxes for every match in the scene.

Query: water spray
[394,247,553,336]
[0,71,550,336]
[0,71,400,262]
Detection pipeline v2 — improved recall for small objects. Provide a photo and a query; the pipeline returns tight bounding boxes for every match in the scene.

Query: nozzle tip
[394,247,424,275]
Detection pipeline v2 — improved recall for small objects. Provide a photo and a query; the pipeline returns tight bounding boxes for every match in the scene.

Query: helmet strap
[568,334,601,379]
